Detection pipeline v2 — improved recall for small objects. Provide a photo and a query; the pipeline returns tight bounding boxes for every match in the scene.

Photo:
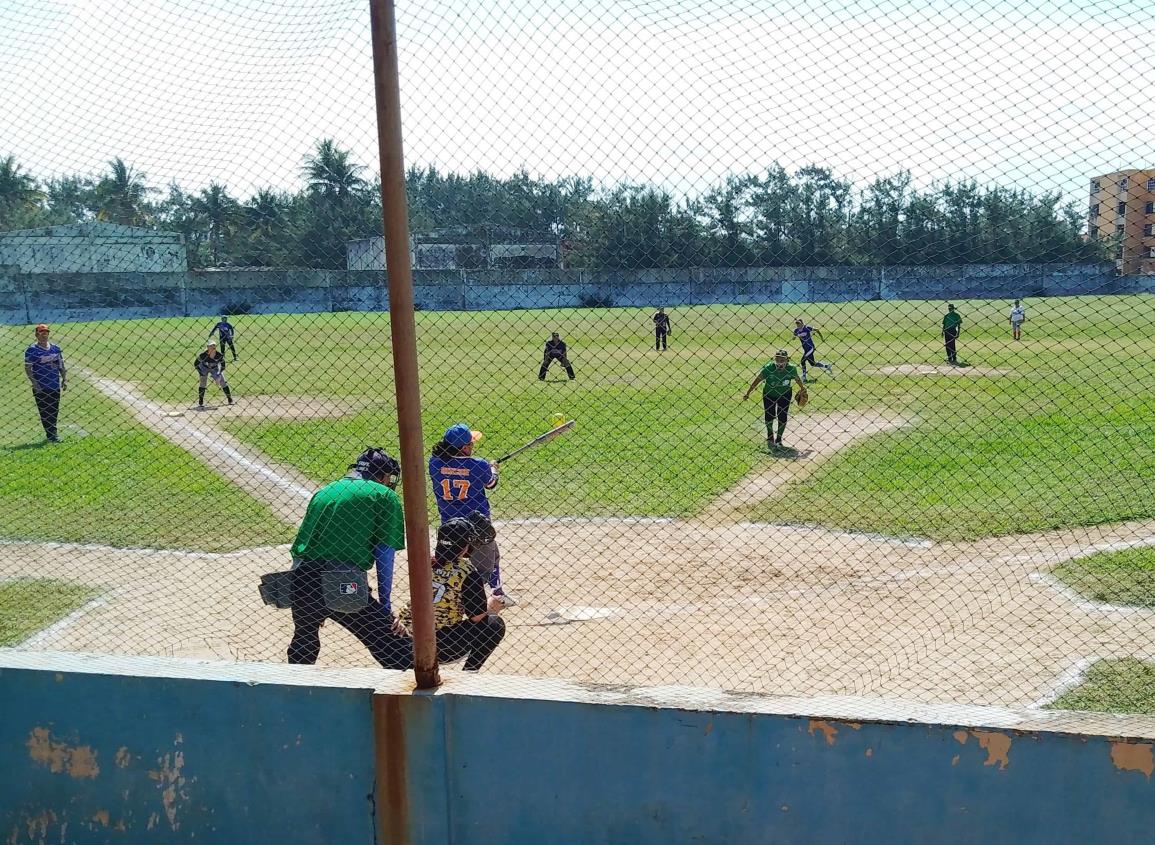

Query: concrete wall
[3,651,1155,845]
[0,262,1132,325]
[0,224,187,274]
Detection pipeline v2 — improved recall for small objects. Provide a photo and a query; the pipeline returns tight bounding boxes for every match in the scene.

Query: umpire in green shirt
[287,447,411,668]
[942,304,962,364]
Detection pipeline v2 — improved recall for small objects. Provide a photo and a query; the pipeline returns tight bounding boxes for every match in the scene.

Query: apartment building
[1089,170,1155,275]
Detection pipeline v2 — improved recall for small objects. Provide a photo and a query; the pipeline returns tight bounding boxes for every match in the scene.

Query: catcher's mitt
[465,511,497,545]
[796,391,809,408]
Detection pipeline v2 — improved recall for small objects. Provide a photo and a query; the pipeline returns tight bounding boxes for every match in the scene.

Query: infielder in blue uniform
[429,423,517,607]
[793,319,833,382]
[209,316,238,361]
[24,323,67,442]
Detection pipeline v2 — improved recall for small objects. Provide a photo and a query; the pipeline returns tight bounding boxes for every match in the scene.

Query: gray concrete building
[348,228,560,272]
[0,223,187,274]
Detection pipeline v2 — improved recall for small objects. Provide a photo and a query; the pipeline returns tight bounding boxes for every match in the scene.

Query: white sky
[1,0,1152,205]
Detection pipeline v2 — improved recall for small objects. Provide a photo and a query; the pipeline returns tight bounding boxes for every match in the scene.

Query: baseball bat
[495,420,575,464]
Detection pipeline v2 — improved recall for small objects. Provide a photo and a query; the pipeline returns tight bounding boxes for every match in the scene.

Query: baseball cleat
[492,591,519,609]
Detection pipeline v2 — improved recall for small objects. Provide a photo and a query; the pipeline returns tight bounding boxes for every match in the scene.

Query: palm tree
[94,158,151,226]
[302,139,366,202]
[0,155,45,228]
[191,183,240,265]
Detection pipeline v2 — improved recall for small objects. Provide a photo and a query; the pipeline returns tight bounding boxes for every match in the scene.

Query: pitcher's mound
[221,395,367,420]
[870,364,1012,377]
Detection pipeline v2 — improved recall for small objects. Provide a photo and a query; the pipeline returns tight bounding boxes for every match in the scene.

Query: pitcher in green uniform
[743,349,808,450]
[942,304,962,364]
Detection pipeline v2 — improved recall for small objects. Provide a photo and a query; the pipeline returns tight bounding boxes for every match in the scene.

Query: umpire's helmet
[351,447,401,487]
[435,518,479,564]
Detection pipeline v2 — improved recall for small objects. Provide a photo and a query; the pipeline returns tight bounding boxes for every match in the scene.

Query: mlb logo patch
[340,582,359,595]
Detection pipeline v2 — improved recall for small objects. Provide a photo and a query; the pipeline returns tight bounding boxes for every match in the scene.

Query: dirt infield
[868,364,1013,377]
[8,371,1151,709]
[177,394,368,421]
[5,517,1155,707]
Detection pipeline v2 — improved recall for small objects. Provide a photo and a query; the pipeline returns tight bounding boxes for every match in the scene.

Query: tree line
[0,141,1103,271]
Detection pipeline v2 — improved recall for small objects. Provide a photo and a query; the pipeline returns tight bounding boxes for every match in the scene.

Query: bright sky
[1,0,1152,204]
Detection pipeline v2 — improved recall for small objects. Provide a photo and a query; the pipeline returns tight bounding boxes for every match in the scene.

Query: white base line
[80,369,314,502]
[0,539,291,559]
[1030,573,1155,617]
[16,593,114,650]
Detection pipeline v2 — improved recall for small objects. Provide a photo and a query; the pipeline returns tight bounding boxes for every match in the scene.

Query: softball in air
[551,412,566,428]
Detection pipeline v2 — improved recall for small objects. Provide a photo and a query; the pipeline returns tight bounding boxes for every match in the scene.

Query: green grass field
[4,295,1153,545]
[0,578,97,646]
[1050,658,1155,715]
[0,335,290,550]
[1053,547,1155,608]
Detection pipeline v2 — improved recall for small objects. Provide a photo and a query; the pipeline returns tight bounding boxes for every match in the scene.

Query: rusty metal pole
[368,0,439,690]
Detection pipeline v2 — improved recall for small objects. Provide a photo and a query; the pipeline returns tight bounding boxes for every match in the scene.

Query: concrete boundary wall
[0,262,1133,324]
[3,650,1154,845]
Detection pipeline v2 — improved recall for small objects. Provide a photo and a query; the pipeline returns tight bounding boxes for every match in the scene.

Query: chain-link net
[2,0,1154,716]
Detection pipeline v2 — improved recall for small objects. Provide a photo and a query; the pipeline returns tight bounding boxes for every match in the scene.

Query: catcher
[743,348,808,450]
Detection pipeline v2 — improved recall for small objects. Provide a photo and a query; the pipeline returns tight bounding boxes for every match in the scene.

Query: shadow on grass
[4,441,51,453]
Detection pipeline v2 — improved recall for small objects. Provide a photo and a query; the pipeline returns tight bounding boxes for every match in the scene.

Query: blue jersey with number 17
[429,455,495,520]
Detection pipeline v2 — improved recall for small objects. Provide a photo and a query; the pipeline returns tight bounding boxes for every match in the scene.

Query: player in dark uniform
[538,332,575,380]
[194,341,233,408]
[209,316,238,361]
[653,308,671,351]
[743,348,808,450]
[393,517,507,672]
[792,319,833,382]
[942,304,962,364]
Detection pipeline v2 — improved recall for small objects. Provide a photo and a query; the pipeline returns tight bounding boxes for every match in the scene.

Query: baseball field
[2,294,1154,712]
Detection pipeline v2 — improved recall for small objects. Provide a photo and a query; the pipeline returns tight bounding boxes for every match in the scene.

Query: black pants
[437,617,506,671]
[944,329,959,363]
[800,349,825,371]
[220,336,237,359]
[288,559,411,669]
[539,354,575,380]
[655,329,668,350]
[32,388,61,441]
[763,392,791,442]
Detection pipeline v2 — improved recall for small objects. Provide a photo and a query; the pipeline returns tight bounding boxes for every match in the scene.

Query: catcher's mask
[351,447,401,488]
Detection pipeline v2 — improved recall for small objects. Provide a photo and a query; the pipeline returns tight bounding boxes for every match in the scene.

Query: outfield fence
[2,0,1154,716]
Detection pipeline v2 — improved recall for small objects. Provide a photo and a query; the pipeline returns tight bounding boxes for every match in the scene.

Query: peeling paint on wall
[807,720,838,746]
[1110,741,1154,778]
[25,727,100,779]
[951,729,1012,770]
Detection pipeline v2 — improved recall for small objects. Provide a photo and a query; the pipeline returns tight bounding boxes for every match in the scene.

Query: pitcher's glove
[796,391,809,408]
[466,512,497,545]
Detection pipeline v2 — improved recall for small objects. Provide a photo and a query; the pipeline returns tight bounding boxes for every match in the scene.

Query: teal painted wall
[2,652,1153,845]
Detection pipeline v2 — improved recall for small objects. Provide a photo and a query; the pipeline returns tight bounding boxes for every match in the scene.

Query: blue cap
[444,423,482,449]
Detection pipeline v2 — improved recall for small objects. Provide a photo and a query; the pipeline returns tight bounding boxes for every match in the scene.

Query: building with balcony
[1089,170,1155,275]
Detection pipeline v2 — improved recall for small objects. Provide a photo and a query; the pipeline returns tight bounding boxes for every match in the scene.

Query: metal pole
[368,0,440,690]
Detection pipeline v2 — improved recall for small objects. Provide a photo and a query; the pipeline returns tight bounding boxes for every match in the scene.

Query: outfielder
[942,304,962,364]
[429,423,516,606]
[210,315,238,361]
[194,341,233,408]
[793,318,833,381]
[743,349,808,450]
[1009,299,1026,341]
[538,332,575,381]
[653,308,671,351]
